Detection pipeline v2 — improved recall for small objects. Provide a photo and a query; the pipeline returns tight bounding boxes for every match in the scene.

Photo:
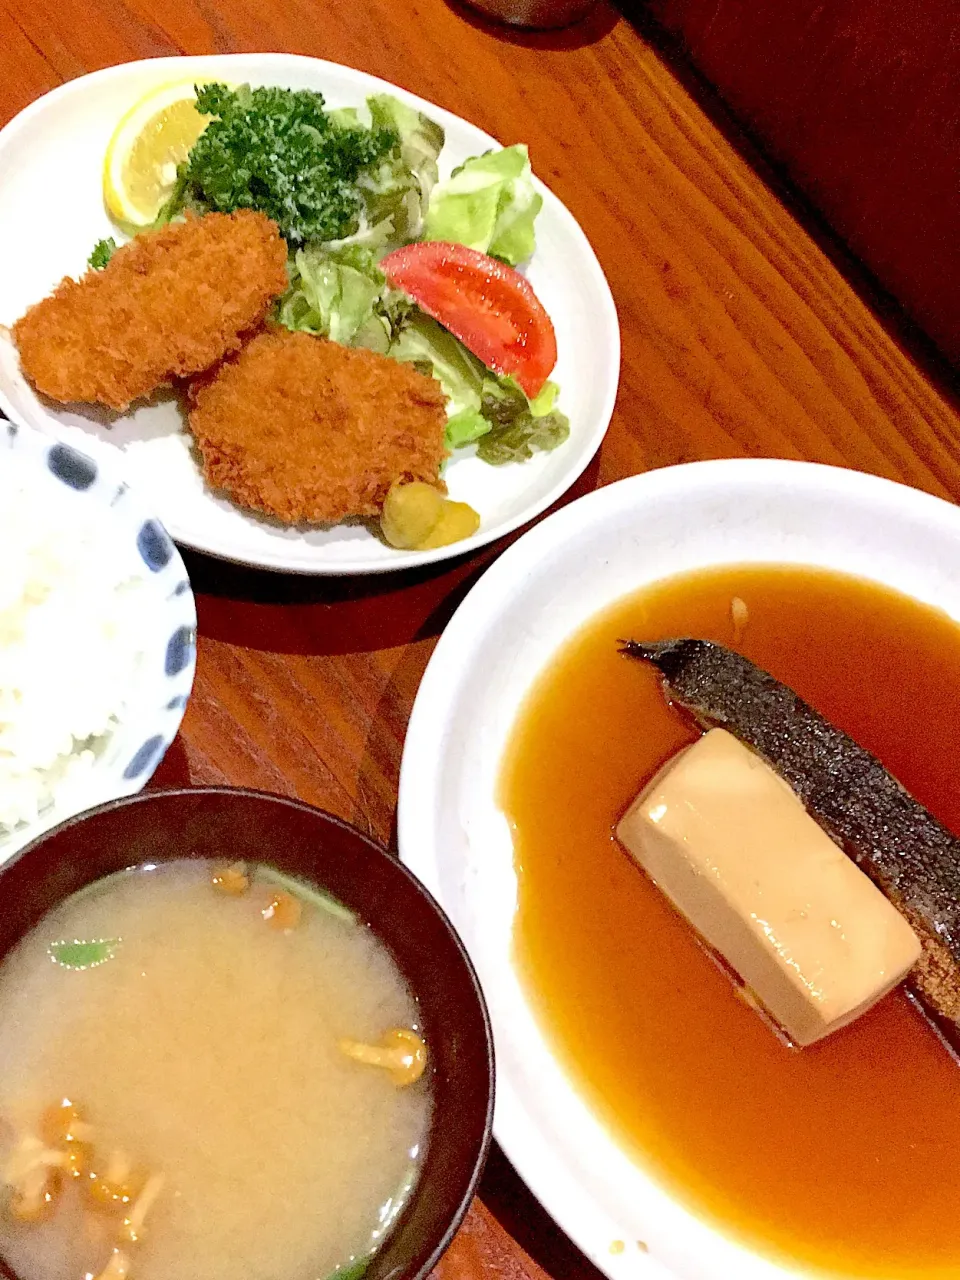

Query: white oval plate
[0,54,619,575]
[398,459,960,1280]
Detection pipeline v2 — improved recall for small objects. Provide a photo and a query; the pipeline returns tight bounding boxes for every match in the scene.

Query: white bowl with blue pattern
[0,420,196,862]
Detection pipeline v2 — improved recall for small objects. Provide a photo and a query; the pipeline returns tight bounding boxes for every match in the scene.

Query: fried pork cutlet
[187,330,448,524]
[13,211,288,411]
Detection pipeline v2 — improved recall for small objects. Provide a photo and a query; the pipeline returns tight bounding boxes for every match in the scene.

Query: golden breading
[187,330,448,524]
[13,211,288,411]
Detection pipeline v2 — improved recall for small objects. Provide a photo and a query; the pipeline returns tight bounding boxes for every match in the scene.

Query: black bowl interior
[0,787,494,1280]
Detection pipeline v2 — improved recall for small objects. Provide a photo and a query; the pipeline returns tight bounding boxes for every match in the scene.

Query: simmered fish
[622,637,960,1031]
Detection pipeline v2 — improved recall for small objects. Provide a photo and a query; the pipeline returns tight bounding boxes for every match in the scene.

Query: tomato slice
[380,241,557,400]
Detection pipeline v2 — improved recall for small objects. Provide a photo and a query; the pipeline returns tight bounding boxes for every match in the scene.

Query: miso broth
[0,859,432,1280]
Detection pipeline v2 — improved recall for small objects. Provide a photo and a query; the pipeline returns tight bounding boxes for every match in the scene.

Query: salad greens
[328,95,445,247]
[389,314,568,460]
[423,144,542,266]
[390,315,486,415]
[476,376,569,464]
[390,315,490,448]
[111,82,568,469]
[278,244,409,351]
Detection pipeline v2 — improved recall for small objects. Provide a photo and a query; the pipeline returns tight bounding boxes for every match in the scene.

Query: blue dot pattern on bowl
[137,520,174,572]
[123,735,165,780]
[165,626,195,677]
[0,424,200,847]
[47,443,97,491]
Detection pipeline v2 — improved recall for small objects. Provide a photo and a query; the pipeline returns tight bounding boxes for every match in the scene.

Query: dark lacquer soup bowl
[0,787,494,1280]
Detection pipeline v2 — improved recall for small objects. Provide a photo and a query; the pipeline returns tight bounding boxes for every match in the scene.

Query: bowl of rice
[0,420,196,861]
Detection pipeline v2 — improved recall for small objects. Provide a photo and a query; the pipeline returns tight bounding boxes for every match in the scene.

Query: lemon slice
[103,81,212,227]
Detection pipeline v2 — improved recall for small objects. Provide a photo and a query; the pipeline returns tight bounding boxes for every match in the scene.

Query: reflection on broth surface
[0,860,431,1280]
[502,565,960,1277]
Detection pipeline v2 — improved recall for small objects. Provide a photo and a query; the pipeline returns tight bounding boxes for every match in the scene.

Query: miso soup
[0,859,432,1280]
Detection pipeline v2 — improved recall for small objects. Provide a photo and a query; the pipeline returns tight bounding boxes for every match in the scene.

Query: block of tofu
[616,728,922,1047]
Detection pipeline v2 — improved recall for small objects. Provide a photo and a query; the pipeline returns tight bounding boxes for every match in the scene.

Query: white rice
[0,465,149,835]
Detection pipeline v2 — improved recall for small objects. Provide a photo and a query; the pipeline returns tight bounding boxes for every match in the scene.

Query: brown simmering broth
[502,565,960,1277]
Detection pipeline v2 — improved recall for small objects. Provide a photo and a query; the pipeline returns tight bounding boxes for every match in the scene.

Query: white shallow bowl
[0,54,619,575]
[0,422,196,863]
[398,459,960,1280]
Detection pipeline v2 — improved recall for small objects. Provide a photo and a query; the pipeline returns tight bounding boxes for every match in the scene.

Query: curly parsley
[87,237,117,270]
[162,83,398,244]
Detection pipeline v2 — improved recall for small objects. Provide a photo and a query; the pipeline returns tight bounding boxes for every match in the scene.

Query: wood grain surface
[2,0,959,1276]
[649,0,960,367]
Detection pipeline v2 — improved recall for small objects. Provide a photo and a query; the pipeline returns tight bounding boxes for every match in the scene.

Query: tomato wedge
[379,241,557,400]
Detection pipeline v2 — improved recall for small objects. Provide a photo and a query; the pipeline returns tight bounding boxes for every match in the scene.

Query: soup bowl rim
[0,784,496,1280]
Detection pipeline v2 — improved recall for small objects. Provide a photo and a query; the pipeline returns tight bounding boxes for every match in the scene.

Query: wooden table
[2,1,959,1276]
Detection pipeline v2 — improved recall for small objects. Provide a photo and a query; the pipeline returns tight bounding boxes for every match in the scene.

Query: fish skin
[621,637,960,1030]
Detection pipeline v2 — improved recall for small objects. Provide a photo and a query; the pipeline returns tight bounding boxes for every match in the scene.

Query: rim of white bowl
[397,458,960,1280]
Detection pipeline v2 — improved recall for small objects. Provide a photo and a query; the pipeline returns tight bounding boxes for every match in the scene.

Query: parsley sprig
[160,83,398,244]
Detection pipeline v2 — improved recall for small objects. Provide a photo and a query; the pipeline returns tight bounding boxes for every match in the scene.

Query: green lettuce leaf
[423,144,542,265]
[475,374,569,464]
[389,314,567,460]
[389,314,500,452]
[365,95,444,238]
[328,95,445,249]
[279,245,381,346]
[529,380,559,417]
[476,408,570,465]
[278,244,413,352]
[389,313,487,417]
[445,406,491,448]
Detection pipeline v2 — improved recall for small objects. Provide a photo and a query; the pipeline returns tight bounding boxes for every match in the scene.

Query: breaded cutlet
[187,330,448,524]
[13,211,288,411]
